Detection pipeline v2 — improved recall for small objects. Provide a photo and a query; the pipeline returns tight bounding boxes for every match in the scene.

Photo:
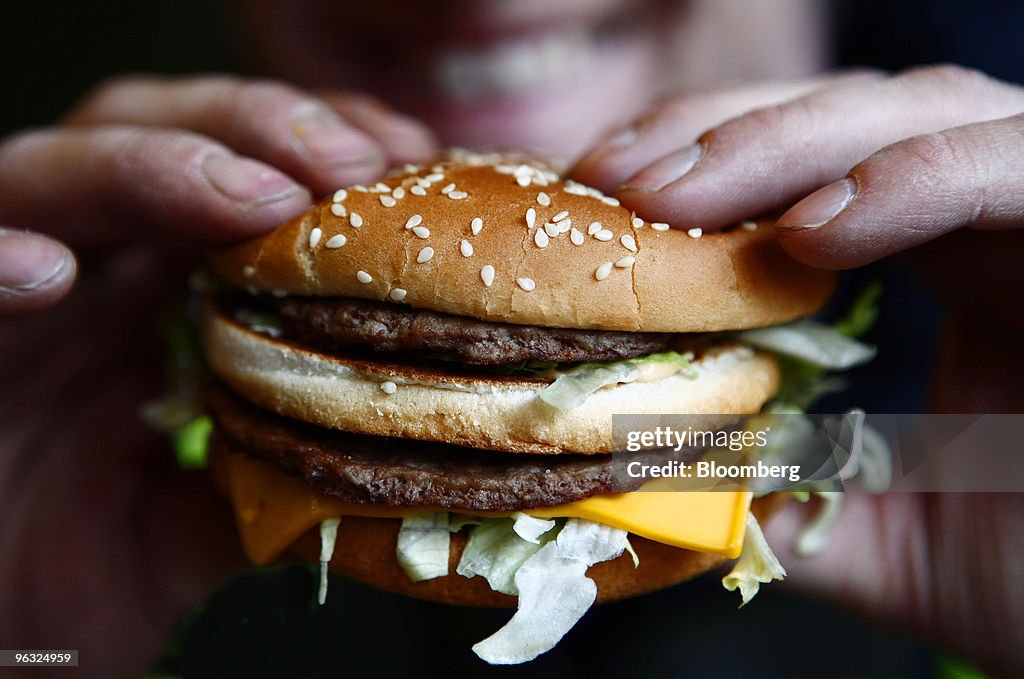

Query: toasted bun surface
[207,154,836,333]
[202,303,780,454]
[289,496,784,607]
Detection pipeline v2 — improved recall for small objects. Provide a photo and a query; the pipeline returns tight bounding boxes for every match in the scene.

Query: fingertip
[0,229,77,314]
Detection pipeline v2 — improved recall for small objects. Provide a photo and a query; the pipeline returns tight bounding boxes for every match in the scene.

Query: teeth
[435,30,593,101]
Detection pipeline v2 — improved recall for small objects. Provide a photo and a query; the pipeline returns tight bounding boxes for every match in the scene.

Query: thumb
[0,228,76,314]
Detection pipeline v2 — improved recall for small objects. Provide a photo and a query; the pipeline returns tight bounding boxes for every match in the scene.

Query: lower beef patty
[274,296,675,365]
[207,385,704,512]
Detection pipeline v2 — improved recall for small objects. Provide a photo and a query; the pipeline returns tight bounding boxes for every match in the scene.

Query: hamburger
[197,151,844,664]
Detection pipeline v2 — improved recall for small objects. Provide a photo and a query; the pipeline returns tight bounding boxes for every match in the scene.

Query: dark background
[3,1,1022,677]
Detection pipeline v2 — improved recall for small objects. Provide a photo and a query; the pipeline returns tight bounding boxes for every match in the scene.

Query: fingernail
[778,178,857,230]
[293,109,381,167]
[606,126,639,150]
[622,143,703,192]
[203,156,300,205]
[0,230,69,290]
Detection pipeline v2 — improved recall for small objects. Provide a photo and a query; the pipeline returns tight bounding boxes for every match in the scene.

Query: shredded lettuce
[318,518,341,605]
[472,519,628,665]
[833,280,882,339]
[793,492,843,557]
[396,513,450,582]
[722,514,786,606]
[456,518,558,595]
[512,513,557,544]
[537,351,693,411]
[739,320,876,370]
[172,416,213,470]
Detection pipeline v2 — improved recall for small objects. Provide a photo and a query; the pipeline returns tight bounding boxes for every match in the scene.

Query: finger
[776,114,1024,269]
[65,76,391,196]
[0,228,76,314]
[316,91,439,166]
[573,71,881,193]
[0,126,312,249]
[616,65,1024,230]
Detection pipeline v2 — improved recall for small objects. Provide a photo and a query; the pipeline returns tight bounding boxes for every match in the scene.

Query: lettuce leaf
[172,416,213,470]
[472,519,628,665]
[722,514,786,606]
[456,518,558,595]
[395,513,450,582]
[739,321,876,370]
[537,351,693,411]
[317,518,340,605]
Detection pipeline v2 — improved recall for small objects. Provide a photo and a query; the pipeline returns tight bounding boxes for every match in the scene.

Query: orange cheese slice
[223,452,751,565]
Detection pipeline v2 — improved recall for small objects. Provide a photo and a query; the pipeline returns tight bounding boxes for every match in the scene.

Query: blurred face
[238,0,823,159]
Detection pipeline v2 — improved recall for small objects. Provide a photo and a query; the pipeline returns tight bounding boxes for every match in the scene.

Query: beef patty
[207,385,706,511]
[273,296,676,365]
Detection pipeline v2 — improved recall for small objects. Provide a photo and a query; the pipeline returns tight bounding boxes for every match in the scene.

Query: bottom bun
[289,495,784,607]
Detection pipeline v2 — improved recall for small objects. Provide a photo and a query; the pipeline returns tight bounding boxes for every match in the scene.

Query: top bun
[208,152,836,333]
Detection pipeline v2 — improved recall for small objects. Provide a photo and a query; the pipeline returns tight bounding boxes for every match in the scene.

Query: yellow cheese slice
[223,452,751,566]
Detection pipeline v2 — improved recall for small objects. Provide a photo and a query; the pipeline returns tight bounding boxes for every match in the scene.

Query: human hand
[574,65,1024,676]
[0,75,437,677]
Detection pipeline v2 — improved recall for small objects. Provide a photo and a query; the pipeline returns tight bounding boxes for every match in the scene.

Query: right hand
[0,75,437,678]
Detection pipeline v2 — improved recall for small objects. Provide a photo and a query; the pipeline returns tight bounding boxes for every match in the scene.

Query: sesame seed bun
[287,495,786,607]
[201,302,781,454]
[207,155,836,333]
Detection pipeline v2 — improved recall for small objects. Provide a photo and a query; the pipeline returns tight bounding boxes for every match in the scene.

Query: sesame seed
[374,182,390,193]
[555,218,571,234]
[651,222,670,231]
[412,226,430,239]
[271,288,288,298]
[309,227,322,248]
[403,163,419,174]
[741,220,758,231]
[526,208,537,229]
[380,381,397,395]
[350,213,363,228]
[406,214,423,229]
[356,270,373,284]
[595,262,613,281]
[448,190,468,200]
[481,265,495,287]
[471,217,483,235]
[563,182,588,196]
[243,265,255,277]
[460,239,474,257]
[595,229,614,242]
[516,174,531,187]
[352,185,367,192]
[517,277,536,292]
[441,182,455,195]
[417,247,434,263]
[615,256,636,268]
[332,189,348,203]
[380,195,396,207]
[601,196,621,206]
[544,222,559,238]
[392,186,405,199]
[425,173,444,183]
[389,288,407,301]
[330,203,347,217]
[534,229,549,248]
[588,222,602,235]
[410,185,427,196]
[687,227,703,239]
[620,234,637,252]
[570,228,585,245]
[325,234,347,249]
[632,216,644,229]
[537,192,551,206]
[552,210,569,222]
